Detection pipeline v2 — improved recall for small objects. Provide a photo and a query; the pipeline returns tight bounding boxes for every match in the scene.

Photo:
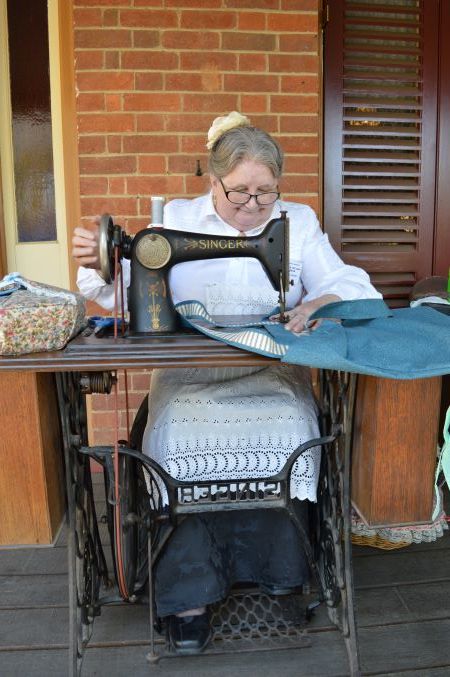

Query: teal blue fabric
[176,300,450,380]
[268,306,450,379]
[308,298,392,323]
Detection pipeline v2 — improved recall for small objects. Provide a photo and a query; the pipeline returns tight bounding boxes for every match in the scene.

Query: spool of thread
[150,196,165,226]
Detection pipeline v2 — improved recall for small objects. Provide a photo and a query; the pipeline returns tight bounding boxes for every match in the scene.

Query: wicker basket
[351,533,410,550]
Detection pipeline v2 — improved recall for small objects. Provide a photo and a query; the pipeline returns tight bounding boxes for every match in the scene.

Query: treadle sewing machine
[0,199,362,676]
[97,200,290,332]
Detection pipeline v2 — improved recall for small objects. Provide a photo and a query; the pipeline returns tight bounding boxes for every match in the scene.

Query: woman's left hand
[272,294,342,333]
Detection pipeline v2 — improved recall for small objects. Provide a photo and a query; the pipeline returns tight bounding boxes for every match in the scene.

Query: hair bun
[206,111,251,150]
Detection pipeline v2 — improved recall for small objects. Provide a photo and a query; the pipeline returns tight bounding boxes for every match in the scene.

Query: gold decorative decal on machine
[148,281,163,330]
[136,233,172,269]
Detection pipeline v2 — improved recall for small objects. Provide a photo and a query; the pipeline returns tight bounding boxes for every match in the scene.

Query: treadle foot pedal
[147,589,313,661]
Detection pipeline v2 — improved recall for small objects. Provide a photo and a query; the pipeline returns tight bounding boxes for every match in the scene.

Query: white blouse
[76,193,381,313]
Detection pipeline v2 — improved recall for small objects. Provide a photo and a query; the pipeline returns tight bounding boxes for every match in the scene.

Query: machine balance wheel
[98,214,116,285]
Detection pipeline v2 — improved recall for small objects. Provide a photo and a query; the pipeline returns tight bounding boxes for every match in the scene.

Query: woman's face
[210,160,279,232]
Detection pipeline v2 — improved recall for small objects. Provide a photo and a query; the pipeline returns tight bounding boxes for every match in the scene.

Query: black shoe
[260,583,298,596]
[167,612,212,655]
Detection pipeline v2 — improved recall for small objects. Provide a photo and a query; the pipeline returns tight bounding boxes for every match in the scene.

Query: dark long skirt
[154,499,311,617]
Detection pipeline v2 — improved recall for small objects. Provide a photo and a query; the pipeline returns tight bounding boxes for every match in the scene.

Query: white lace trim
[205,282,279,316]
[351,508,448,545]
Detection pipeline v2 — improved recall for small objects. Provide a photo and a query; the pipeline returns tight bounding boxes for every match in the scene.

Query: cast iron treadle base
[146,589,312,663]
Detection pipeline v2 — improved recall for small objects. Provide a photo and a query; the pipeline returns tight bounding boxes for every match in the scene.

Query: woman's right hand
[71,220,100,269]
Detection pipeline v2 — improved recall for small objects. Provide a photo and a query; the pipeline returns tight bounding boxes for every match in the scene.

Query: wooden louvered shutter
[323,0,439,306]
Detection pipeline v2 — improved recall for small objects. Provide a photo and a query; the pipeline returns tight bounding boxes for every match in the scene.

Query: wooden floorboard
[0,547,67,576]
[359,618,450,674]
[2,510,450,676]
[383,670,450,676]
[0,642,350,677]
[0,574,68,608]
[353,546,450,588]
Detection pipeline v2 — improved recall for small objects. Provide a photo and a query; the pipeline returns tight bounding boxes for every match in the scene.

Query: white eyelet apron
[142,281,321,504]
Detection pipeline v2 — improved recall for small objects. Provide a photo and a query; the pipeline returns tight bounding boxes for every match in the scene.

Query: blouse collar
[204,191,284,236]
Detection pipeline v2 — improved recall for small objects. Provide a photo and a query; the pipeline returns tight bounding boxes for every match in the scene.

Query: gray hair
[207,126,284,179]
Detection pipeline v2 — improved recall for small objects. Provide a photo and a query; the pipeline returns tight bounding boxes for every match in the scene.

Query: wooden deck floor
[2,479,450,677]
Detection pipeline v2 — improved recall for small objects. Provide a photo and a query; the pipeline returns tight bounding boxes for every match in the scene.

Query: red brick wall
[73,0,321,444]
[87,369,151,445]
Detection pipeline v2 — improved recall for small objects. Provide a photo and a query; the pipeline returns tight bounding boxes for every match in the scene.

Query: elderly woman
[73,112,381,655]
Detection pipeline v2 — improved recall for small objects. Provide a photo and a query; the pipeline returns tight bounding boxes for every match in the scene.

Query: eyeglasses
[219,178,280,206]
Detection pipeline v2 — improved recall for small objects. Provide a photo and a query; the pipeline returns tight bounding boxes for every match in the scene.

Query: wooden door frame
[54,0,81,291]
[0,157,5,278]
[0,0,80,289]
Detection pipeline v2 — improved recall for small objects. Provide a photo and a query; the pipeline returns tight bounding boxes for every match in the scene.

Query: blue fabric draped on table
[175,299,450,379]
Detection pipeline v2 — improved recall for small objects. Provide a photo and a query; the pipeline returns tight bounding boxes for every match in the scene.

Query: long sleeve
[292,206,382,302]
[76,260,131,311]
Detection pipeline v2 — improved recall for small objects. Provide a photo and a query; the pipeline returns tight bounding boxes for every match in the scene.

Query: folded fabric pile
[0,273,86,355]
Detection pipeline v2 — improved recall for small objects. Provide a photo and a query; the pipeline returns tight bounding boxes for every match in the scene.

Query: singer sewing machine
[97,207,291,333]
